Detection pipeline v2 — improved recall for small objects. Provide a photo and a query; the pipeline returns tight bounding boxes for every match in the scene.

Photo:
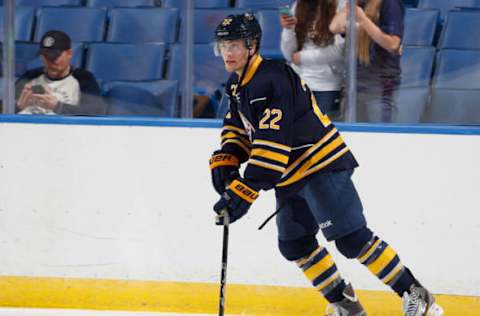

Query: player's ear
[249,41,257,55]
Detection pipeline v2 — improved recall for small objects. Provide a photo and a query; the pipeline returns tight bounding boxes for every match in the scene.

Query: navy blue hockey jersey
[220,55,358,197]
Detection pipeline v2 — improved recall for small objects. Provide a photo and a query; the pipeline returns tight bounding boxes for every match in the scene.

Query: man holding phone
[16,30,106,115]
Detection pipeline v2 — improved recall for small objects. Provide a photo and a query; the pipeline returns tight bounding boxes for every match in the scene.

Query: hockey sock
[391,267,421,296]
[357,236,416,297]
[296,246,346,303]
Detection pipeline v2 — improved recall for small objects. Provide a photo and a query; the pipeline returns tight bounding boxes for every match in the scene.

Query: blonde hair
[357,0,383,65]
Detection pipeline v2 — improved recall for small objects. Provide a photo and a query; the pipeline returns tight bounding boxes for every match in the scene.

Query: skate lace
[405,290,422,316]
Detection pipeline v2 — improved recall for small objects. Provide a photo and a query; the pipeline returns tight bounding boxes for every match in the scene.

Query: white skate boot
[402,284,444,316]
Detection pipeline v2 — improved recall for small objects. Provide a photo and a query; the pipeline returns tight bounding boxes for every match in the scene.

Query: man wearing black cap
[16,30,106,115]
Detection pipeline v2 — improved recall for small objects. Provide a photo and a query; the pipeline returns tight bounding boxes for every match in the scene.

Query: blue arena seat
[418,0,480,22]
[86,43,166,81]
[432,49,480,90]
[403,0,419,7]
[399,46,435,88]
[167,43,228,96]
[14,42,84,76]
[402,8,439,46]
[438,10,480,49]
[165,43,184,82]
[256,10,283,59]
[105,80,178,116]
[0,6,35,41]
[395,46,435,122]
[425,89,480,124]
[34,7,107,43]
[393,87,430,123]
[423,49,480,123]
[106,8,178,43]
[162,0,231,9]
[15,0,82,6]
[192,9,246,43]
[235,0,292,9]
[86,0,156,8]
[216,92,229,118]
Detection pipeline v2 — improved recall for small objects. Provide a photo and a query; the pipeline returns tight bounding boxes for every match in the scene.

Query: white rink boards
[0,122,479,315]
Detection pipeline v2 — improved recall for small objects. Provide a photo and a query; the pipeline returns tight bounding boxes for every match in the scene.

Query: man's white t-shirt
[20,73,81,115]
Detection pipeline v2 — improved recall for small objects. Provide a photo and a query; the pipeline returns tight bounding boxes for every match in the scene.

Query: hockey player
[209,12,443,316]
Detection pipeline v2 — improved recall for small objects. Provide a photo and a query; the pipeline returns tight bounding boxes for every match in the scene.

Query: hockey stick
[257,204,284,230]
[218,210,230,316]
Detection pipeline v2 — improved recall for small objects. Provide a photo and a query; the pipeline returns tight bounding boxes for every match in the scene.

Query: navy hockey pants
[276,169,366,260]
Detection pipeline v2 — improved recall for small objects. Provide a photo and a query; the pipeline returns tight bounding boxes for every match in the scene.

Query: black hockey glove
[209,150,240,195]
[213,177,259,225]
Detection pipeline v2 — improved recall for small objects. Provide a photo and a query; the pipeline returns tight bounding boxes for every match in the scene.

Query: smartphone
[279,6,292,16]
[31,84,45,95]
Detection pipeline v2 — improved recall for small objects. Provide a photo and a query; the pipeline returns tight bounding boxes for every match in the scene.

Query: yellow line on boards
[0,276,478,315]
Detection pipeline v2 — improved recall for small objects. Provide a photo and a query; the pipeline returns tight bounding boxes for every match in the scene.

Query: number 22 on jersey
[259,108,282,130]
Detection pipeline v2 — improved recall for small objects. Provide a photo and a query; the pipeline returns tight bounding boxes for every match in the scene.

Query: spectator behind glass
[194,94,214,118]
[16,30,107,115]
[330,0,404,122]
[280,0,346,119]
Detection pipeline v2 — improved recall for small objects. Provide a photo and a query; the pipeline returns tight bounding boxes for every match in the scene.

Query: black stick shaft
[218,212,230,316]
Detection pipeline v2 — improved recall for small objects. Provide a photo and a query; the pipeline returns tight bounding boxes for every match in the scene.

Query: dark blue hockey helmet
[214,12,262,52]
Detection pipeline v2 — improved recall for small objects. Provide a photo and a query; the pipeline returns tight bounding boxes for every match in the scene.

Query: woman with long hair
[330,0,404,122]
[280,0,346,118]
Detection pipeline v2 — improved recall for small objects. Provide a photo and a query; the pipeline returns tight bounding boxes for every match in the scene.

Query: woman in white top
[280,0,345,117]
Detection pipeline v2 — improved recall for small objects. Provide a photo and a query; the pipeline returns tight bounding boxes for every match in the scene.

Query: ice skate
[402,284,444,316]
[325,283,367,316]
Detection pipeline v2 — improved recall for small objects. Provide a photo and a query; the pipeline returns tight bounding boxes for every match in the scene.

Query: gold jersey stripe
[253,139,292,152]
[311,94,332,128]
[301,147,350,179]
[222,139,251,155]
[222,131,238,139]
[283,128,337,176]
[223,124,247,135]
[249,159,286,173]
[297,136,343,175]
[277,136,344,187]
[241,55,263,86]
[222,132,250,147]
[367,246,397,276]
[251,148,289,165]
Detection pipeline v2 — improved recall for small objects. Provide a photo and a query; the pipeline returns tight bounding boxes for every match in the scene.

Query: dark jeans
[313,90,342,118]
[357,75,400,123]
